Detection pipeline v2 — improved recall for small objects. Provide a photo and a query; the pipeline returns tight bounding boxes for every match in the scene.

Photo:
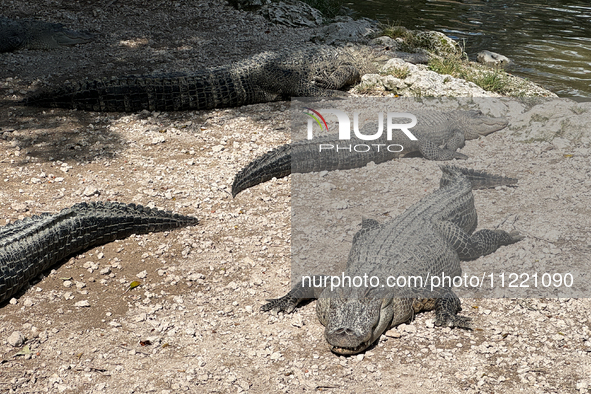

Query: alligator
[231,110,508,197]
[262,166,523,355]
[0,201,198,304]
[24,45,373,112]
[0,16,94,53]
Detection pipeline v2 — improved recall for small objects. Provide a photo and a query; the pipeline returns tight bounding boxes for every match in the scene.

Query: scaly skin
[262,166,522,355]
[25,45,364,112]
[232,110,508,197]
[0,201,198,304]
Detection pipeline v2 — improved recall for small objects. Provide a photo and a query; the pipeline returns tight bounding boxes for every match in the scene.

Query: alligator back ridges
[439,165,518,190]
[25,68,263,112]
[0,201,198,303]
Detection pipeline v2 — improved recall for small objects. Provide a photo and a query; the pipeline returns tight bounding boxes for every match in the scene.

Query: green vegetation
[470,72,511,93]
[427,56,464,77]
[377,23,518,94]
[371,23,551,96]
[428,54,514,94]
[381,66,410,79]
[380,24,414,41]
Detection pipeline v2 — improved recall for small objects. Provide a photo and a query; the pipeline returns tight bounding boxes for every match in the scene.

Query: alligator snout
[325,326,371,353]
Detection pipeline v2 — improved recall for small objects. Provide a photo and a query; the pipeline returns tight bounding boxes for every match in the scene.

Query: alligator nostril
[333,327,356,336]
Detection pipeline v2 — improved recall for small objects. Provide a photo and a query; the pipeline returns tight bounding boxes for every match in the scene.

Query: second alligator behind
[232,110,508,197]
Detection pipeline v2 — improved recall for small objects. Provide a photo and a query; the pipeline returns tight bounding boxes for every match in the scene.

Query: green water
[346,0,591,97]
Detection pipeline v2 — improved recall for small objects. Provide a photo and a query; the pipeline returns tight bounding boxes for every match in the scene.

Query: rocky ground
[1,0,590,393]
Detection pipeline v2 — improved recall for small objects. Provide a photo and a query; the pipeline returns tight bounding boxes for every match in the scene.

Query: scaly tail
[0,201,198,303]
[232,143,292,197]
[439,165,517,190]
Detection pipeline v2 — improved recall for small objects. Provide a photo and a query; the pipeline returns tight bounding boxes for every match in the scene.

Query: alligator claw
[507,230,525,242]
[452,151,469,160]
[261,294,299,313]
[434,313,472,329]
[495,229,525,245]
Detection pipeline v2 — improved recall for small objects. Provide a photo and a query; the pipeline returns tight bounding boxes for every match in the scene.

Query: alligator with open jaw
[231,110,508,197]
[0,17,94,53]
[0,201,198,304]
[24,45,368,112]
[262,166,523,355]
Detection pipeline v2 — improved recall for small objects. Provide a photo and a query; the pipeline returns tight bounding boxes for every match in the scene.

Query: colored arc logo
[304,108,328,132]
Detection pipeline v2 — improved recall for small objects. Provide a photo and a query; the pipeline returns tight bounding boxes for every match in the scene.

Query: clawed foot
[260,293,299,314]
[434,313,472,329]
[312,76,332,89]
[496,230,525,245]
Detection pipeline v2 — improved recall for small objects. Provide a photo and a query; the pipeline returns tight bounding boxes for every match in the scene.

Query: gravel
[1,0,590,393]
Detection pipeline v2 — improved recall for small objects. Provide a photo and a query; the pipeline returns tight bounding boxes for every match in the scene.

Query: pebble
[82,186,99,197]
[7,331,25,347]
[0,6,585,393]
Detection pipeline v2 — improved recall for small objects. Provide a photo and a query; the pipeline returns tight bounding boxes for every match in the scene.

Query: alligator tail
[439,165,517,190]
[0,201,198,303]
[232,143,292,197]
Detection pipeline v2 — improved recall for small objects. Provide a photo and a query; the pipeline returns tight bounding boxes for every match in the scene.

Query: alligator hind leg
[261,275,328,313]
[442,130,466,150]
[437,221,523,260]
[434,288,471,328]
[313,64,360,90]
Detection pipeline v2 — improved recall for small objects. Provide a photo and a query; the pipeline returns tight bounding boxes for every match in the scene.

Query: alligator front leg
[419,138,468,160]
[433,288,471,328]
[261,275,328,313]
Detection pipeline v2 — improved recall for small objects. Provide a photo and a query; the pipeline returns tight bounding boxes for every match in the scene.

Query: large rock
[354,58,496,97]
[477,50,512,68]
[311,16,378,45]
[260,0,323,27]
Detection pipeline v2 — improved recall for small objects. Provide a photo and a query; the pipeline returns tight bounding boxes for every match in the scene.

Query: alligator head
[317,287,404,355]
[461,110,509,139]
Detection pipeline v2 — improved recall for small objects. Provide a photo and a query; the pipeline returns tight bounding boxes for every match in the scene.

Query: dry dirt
[1,1,591,393]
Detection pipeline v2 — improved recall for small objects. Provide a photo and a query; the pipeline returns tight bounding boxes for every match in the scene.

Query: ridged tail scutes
[0,201,198,304]
[232,143,292,197]
[439,165,518,190]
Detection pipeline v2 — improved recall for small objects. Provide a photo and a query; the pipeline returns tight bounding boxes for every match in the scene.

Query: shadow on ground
[0,103,126,163]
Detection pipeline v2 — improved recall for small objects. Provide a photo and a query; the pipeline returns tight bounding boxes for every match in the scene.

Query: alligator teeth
[330,341,371,355]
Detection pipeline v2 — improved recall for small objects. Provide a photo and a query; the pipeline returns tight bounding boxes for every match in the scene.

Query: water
[346,0,591,97]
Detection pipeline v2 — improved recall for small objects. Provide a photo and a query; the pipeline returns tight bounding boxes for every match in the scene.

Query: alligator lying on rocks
[0,201,198,304]
[232,110,508,196]
[262,166,523,355]
[0,16,94,53]
[25,45,373,112]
